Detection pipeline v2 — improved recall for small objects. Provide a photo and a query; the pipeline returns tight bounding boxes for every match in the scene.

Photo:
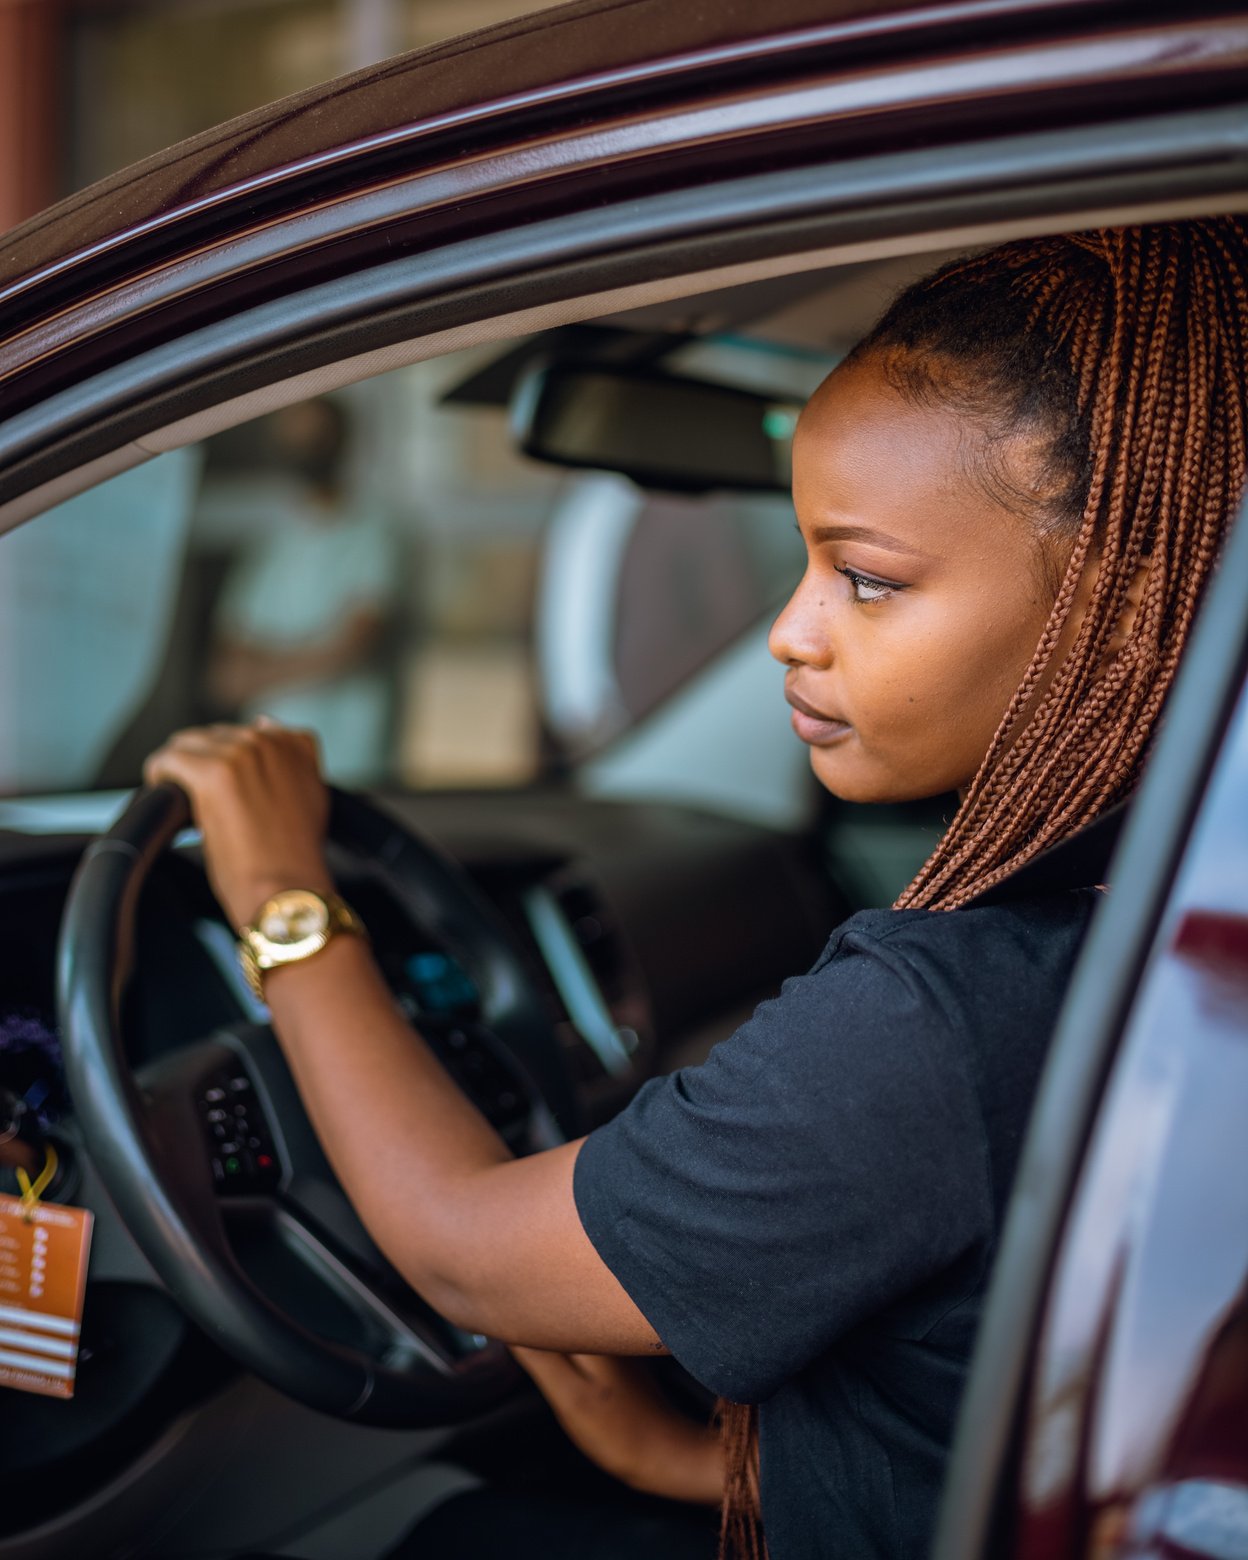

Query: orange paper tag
[0,1192,92,1400]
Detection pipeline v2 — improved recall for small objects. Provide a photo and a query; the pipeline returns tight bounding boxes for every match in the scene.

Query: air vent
[522,876,639,1078]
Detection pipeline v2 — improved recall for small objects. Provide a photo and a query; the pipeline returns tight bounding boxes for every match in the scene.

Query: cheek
[844,594,1048,790]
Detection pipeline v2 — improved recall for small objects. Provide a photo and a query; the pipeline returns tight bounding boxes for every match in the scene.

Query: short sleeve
[573,915,990,1403]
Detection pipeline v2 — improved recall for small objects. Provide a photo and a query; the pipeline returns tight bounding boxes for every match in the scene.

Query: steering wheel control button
[198,1068,280,1192]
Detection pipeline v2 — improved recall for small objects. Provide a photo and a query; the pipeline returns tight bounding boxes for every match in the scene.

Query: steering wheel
[55,782,579,1428]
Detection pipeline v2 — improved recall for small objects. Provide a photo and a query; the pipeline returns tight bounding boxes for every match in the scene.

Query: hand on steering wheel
[57,767,577,1427]
[142,718,333,929]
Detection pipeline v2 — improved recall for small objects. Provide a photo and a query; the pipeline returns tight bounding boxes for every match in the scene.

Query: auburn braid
[718,1399,764,1560]
[716,216,1247,1558]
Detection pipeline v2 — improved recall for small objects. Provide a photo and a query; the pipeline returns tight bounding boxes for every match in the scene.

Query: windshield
[0,337,810,800]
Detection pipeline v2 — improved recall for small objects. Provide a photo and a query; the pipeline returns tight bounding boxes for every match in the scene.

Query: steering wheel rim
[55,781,577,1427]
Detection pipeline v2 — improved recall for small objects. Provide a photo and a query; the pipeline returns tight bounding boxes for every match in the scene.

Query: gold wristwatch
[236,888,366,1002]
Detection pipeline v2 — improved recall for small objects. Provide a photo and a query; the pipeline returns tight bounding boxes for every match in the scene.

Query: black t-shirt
[574,886,1101,1559]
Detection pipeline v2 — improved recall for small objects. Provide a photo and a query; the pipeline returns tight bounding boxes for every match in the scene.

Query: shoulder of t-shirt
[811,886,1085,954]
[818,890,1099,965]
[822,889,1100,954]
[825,802,1121,999]
[802,891,1099,1052]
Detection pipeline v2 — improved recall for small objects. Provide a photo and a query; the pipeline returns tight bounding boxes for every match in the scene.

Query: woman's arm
[512,1349,724,1505]
[256,932,660,1352]
[143,720,663,1356]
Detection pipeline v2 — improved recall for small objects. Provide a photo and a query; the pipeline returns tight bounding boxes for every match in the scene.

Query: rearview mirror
[510,360,799,494]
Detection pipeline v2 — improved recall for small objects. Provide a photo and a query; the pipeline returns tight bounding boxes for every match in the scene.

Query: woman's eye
[835,566,895,603]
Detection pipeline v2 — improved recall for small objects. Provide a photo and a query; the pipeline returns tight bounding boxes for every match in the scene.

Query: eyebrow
[807,523,932,558]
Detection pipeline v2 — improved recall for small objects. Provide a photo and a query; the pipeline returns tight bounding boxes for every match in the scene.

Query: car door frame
[2,6,1248,524]
[933,487,1248,1558]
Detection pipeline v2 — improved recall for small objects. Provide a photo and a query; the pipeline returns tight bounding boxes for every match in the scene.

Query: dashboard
[0,785,842,1533]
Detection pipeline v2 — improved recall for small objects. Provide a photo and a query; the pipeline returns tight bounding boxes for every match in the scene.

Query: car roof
[2,0,1243,527]
[0,0,1178,299]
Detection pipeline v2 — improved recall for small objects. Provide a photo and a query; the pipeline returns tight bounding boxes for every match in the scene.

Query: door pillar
[0,0,62,236]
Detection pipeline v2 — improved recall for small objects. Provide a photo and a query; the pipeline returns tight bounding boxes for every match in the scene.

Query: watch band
[236,890,366,1002]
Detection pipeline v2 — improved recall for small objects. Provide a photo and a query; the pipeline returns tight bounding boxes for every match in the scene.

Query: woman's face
[770,351,1070,803]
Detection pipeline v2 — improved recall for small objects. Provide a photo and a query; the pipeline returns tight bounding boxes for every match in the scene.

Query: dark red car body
[0,3,1246,1557]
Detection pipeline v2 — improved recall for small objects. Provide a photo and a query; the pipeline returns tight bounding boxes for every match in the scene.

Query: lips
[785,689,852,747]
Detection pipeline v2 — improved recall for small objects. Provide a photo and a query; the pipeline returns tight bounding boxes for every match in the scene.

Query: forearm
[622,1414,724,1505]
[259,930,659,1353]
[144,721,660,1355]
[512,1346,725,1506]
[261,929,517,1308]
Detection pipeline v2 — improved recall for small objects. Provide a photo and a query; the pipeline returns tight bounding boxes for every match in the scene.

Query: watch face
[258,890,329,946]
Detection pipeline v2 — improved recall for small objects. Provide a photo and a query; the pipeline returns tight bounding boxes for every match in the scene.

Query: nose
[769,570,832,669]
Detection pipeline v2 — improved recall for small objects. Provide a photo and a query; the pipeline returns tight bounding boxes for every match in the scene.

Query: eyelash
[835,565,900,604]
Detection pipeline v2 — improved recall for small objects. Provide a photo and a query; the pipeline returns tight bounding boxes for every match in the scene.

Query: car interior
[0,190,1243,1559]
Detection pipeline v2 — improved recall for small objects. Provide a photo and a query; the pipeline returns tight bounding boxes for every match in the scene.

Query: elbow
[373,1220,498,1338]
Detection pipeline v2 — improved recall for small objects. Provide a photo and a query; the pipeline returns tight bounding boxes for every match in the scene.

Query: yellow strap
[16,1143,58,1221]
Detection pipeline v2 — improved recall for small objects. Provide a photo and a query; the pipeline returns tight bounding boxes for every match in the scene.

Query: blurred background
[0,0,817,804]
[1,0,570,228]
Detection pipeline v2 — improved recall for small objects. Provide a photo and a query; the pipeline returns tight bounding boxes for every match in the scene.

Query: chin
[810,749,950,806]
[810,749,890,804]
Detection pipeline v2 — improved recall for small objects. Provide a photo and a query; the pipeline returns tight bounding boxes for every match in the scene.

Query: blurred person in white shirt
[208,397,398,786]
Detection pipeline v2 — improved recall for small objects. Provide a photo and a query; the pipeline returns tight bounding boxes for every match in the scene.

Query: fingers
[143,720,320,795]
[255,714,322,765]
[140,719,332,927]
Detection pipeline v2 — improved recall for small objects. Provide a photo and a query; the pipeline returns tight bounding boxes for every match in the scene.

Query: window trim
[2,102,1246,524]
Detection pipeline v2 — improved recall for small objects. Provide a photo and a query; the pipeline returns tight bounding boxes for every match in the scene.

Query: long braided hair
[716,216,1248,1558]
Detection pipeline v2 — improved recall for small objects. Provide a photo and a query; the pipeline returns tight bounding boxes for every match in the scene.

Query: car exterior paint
[1015,694,1248,1560]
